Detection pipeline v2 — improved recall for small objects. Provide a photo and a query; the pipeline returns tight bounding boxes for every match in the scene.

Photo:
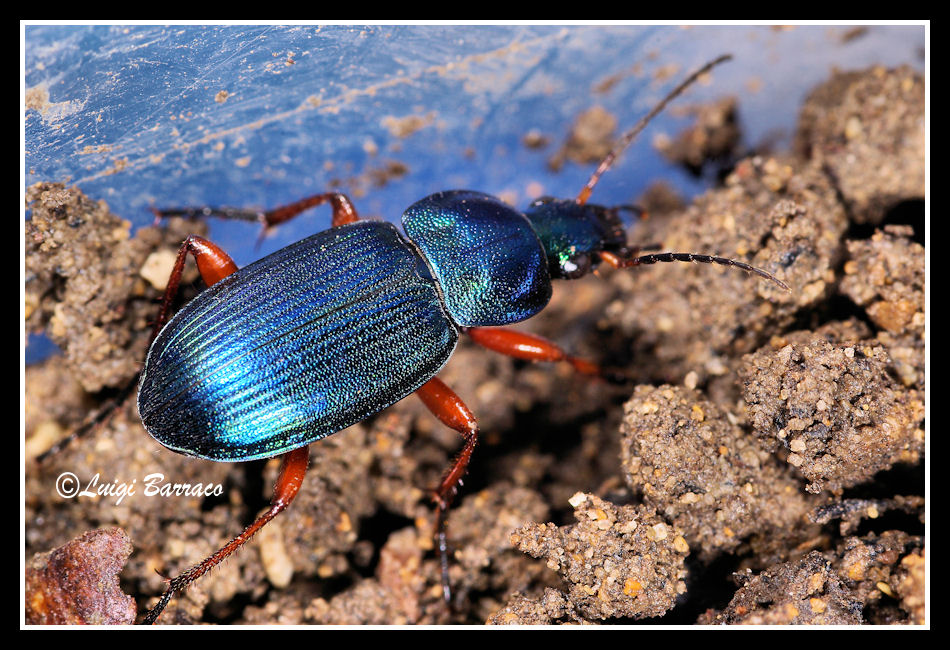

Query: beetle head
[523,197,630,279]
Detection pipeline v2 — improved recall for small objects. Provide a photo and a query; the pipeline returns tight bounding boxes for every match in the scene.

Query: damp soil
[25,64,925,625]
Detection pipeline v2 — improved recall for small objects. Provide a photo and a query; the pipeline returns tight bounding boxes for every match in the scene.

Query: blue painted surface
[25,25,925,265]
[138,221,458,460]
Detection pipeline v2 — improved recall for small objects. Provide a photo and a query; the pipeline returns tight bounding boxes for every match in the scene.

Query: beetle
[135,54,787,624]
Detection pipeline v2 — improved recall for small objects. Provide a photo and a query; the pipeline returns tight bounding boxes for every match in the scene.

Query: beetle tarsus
[141,589,175,625]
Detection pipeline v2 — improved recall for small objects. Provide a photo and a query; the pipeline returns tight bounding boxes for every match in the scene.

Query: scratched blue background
[24,25,924,360]
[25,25,926,261]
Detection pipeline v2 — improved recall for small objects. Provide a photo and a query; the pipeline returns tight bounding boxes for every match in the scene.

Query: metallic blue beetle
[139,190,627,459]
[136,55,787,624]
[137,187,665,624]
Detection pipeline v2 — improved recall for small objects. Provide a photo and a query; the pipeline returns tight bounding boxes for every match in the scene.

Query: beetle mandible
[136,54,787,624]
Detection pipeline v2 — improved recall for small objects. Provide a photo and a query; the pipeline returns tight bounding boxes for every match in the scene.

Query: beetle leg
[261,192,360,228]
[414,377,479,604]
[152,193,361,250]
[141,445,311,624]
[466,326,626,383]
[152,192,360,229]
[152,235,239,339]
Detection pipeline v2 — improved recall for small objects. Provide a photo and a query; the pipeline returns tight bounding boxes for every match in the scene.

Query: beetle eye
[560,253,591,279]
[528,196,557,209]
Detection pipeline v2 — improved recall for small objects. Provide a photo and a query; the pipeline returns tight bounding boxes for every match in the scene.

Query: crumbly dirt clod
[445,485,554,608]
[620,385,818,560]
[608,155,848,391]
[832,530,922,621]
[795,66,924,224]
[25,182,206,393]
[25,527,137,625]
[700,529,923,626]
[508,494,689,620]
[653,96,741,176]
[486,588,589,625]
[841,225,925,389]
[698,551,864,625]
[740,334,925,494]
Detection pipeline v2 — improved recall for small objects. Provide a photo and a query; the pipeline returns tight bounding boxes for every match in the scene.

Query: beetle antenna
[577,54,733,205]
[599,249,790,291]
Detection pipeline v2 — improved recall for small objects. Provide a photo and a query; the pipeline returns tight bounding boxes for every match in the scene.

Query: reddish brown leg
[467,326,624,381]
[152,192,360,230]
[153,235,239,339]
[141,446,311,624]
[414,377,479,604]
[262,192,360,228]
